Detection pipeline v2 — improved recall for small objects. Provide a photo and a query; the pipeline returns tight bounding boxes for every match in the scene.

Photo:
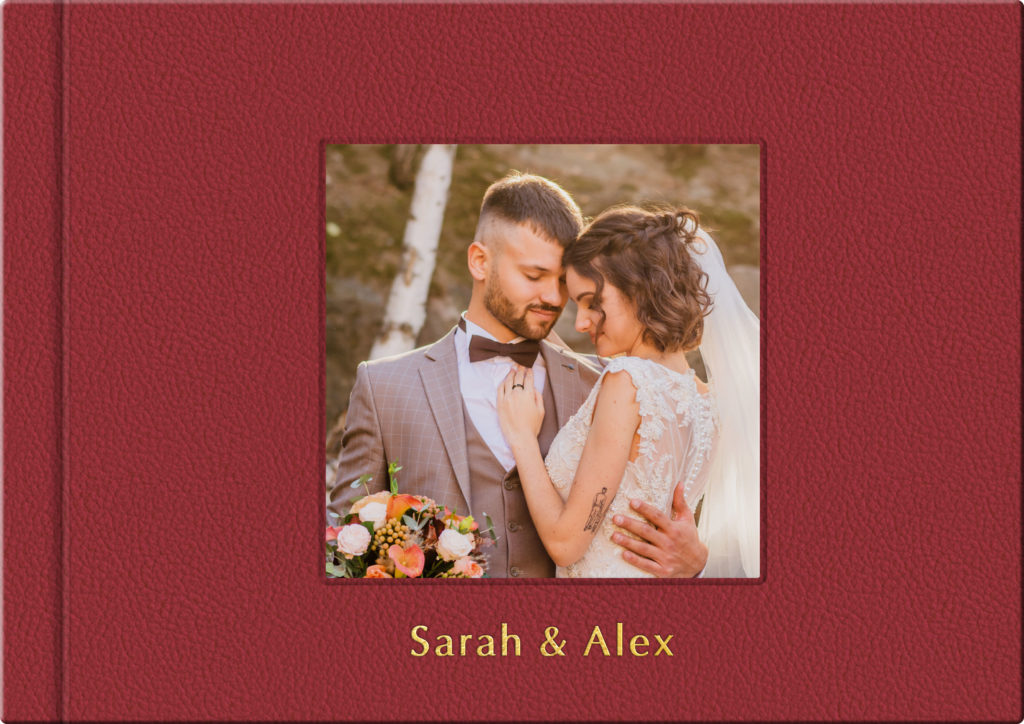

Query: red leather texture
[4,2,1021,721]
[3,4,63,721]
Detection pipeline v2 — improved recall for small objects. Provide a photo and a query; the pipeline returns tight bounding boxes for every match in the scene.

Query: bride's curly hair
[564,205,712,353]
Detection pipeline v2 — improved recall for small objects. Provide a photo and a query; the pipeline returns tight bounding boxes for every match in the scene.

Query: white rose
[358,502,387,530]
[437,528,474,561]
[336,524,371,557]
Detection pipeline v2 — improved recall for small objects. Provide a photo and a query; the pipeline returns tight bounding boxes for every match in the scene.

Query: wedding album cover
[4,2,1020,722]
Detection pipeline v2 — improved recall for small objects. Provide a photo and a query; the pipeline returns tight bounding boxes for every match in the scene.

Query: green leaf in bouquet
[482,513,499,542]
[387,461,402,495]
[361,521,375,537]
[350,474,374,500]
[425,554,451,578]
[349,557,368,578]
[350,473,373,489]
[403,514,425,531]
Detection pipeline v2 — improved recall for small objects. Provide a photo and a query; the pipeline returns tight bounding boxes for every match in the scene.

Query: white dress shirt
[455,315,547,471]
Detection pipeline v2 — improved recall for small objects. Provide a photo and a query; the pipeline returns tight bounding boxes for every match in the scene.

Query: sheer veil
[689,222,760,578]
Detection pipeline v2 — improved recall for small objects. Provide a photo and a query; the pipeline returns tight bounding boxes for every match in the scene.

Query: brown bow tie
[458,318,541,367]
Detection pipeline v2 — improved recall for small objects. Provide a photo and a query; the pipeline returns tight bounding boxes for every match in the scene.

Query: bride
[497,206,759,578]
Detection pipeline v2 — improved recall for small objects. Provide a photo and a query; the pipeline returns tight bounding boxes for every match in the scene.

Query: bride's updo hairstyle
[564,206,712,353]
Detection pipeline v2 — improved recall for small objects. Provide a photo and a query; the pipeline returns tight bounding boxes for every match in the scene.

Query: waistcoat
[463,378,559,578]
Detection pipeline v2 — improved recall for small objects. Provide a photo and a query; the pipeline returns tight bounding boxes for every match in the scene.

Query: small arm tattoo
[584,487,609,532]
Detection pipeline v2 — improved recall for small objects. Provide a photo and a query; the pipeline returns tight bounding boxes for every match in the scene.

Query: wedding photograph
[324,144,761,580]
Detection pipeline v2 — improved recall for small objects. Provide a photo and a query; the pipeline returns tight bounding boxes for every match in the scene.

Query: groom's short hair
[474,173,583,249]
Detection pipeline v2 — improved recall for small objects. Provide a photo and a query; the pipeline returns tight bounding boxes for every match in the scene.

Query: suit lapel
[420,329,472,509]
[540,341,587,428]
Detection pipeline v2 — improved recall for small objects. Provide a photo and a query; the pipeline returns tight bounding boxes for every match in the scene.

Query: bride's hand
[497,366,544,449]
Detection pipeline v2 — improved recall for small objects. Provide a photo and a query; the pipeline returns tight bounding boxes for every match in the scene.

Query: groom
[327,173,708,577]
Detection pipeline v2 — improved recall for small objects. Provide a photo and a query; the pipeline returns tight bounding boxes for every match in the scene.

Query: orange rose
[365,565,392,579]
[452,557,484,578]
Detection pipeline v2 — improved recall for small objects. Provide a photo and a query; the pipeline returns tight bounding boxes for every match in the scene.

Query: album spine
[3,1,65,721]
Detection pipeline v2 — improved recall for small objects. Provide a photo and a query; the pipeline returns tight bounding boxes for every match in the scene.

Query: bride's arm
[497,366,639,567]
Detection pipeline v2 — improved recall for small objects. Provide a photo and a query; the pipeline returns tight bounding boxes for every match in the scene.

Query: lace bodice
[544,357,718,577]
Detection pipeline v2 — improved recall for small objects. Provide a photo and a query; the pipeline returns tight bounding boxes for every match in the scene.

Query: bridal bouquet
[326,462,493,579]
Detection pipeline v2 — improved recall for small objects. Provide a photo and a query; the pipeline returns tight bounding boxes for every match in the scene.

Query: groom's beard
[484,277,562,341]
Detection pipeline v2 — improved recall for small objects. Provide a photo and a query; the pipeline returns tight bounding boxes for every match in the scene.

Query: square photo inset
[324,144,760,581]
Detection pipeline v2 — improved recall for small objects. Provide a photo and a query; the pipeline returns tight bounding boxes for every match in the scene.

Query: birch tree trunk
[369,144,456,360]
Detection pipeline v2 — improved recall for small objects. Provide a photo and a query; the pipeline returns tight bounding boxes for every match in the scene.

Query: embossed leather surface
[4,2,1021,721]
[4,4,64,721]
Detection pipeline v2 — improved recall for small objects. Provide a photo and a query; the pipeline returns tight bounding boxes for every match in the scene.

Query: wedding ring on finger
[512,383,525,390]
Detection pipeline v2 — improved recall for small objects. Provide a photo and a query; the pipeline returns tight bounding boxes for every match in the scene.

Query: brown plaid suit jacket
[327,326,601,522]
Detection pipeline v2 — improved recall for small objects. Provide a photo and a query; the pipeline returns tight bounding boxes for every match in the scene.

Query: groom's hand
[611,483,708,578]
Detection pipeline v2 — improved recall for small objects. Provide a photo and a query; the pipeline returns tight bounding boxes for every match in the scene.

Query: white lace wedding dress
[545,356,718,577]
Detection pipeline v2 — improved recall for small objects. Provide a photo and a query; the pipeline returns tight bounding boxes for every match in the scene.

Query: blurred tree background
[325,144,760,453]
